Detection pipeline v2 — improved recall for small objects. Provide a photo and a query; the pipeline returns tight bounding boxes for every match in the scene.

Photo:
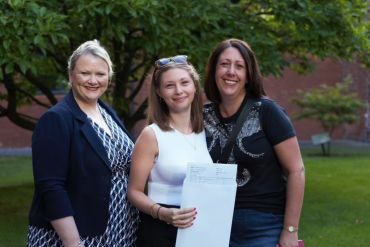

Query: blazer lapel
[80,122,111,171]
[65,91,112,171]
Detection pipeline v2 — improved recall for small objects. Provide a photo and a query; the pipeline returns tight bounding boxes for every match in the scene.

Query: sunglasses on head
[155,55,188,68]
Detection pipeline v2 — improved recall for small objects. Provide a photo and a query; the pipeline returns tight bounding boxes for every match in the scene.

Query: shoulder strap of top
[217,97,256,163]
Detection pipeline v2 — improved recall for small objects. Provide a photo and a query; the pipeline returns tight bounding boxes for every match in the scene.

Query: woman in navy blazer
[27,40,138,247]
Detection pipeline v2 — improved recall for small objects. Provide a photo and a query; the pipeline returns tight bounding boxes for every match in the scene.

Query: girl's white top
[148,123,213,206]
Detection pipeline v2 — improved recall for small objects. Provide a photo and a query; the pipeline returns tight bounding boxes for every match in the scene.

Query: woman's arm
[274,136,305,247]
[51,217,83,247]
[128,127,159,215]
[33,111,83,244]
[128,127,196,228]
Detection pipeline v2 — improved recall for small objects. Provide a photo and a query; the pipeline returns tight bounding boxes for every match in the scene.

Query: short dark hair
[147,62,204,133]
[204,38,266,103]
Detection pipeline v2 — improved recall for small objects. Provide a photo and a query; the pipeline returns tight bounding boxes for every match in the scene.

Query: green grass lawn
[300,146,370,246]
[0,144,369,247]
[0,157,33,247]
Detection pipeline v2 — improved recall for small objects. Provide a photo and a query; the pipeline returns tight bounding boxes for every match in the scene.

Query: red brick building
[265,60,370,141]
[1,59,369,148]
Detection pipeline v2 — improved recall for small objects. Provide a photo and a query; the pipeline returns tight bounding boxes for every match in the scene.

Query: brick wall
[0,95,62,148]
[264,60,369,141]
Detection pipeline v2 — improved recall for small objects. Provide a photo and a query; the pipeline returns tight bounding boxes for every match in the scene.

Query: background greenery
[1,144,370,246]
[1,0,369,130]
[293,76,365,143]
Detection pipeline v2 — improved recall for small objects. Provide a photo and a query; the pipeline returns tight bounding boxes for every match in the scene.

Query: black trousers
[136,206,178,247]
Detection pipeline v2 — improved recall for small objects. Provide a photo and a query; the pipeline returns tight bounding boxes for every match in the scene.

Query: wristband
[150,203,159,218]
[156,206,162,219]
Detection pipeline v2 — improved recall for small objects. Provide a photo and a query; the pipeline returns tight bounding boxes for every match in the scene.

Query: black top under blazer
[28,91,133,237]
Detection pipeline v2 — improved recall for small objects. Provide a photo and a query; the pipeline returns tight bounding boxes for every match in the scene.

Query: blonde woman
[128,56,213,247]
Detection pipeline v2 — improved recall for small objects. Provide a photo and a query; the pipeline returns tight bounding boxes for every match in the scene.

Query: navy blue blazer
[29,91,133,237]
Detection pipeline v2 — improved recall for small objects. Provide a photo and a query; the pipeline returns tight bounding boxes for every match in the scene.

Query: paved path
[0,147,32,156]
[300,139,370,148]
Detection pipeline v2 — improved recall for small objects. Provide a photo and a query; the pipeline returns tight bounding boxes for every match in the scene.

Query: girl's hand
[159,207,197,228]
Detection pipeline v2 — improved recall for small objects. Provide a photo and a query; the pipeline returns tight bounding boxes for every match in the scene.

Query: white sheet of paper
[175,162,237,247]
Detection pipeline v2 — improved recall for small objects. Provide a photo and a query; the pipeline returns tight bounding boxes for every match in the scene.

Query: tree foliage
[1,0,369,130]
[293,76,364,136]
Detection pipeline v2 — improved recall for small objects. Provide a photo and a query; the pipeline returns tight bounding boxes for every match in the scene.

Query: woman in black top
[203,38,305,247]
